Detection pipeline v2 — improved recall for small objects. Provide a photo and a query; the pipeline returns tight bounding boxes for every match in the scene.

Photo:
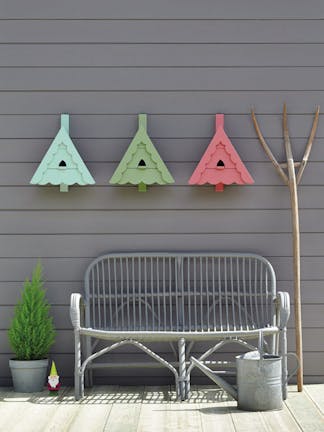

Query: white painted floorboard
[0,384,322,432]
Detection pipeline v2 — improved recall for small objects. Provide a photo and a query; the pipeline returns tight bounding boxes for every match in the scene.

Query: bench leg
[84,336,93,388]
[178,338,186,401]
[279,328,288,400]
[184,374,191,400]
[74,330,82,400]
[85,370,93,388]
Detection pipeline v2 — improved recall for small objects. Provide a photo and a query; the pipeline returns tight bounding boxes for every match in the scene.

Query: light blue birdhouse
[30,114,95,192]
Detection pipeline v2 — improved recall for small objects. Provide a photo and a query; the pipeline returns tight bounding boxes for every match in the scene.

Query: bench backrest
[84,253,276,332]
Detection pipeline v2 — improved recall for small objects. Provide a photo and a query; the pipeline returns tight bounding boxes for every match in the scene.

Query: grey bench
[70,252,290,400]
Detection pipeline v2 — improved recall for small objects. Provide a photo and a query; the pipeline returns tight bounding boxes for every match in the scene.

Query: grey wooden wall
[1,0,324,385]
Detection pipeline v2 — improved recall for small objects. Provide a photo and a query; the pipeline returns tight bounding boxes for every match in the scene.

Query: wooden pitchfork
[251,104,320,392]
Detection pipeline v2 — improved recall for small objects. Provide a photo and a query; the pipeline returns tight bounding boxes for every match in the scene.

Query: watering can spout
[190,357,238,400]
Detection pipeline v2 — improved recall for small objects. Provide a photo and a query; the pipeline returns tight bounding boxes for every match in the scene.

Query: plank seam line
[303,386,324,417]
[4,89,324,92]
[3,42,324,45]
[100,399,114,430]
[0,231,308,235]
[2,89,324,93]
[9,160,324,163]
[0,184,317,187]
[2,19,324,22]
[4,42,324,46]
[7,65,324,69]
[283,399,302,431]
[5,65,324,69]
[134,393,143,432]
[280,403,304,432]
[0,113,323,116]
[285,391,324,429]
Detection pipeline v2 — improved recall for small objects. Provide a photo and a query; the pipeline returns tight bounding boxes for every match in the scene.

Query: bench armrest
[70,293,84,330]
[276,291,290,329]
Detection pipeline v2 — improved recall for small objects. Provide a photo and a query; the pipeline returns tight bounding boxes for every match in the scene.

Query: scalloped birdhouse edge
[30,114,95,192]
[109,114,174,192]
[189,114,254,192]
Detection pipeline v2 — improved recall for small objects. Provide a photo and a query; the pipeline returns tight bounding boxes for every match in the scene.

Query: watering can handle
[283,352,300,384]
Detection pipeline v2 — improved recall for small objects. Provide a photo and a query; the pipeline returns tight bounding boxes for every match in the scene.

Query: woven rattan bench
[70,252,290,400]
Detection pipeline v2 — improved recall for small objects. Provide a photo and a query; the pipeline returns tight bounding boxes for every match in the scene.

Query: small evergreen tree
[8,262,55,360]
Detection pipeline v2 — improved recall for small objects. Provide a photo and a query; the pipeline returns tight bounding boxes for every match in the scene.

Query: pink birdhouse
[189,114,254,192]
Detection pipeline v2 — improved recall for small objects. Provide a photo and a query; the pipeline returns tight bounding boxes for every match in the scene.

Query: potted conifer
[8,262,56,392]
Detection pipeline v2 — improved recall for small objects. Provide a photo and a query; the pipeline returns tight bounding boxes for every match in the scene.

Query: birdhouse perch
[189,114,254,192]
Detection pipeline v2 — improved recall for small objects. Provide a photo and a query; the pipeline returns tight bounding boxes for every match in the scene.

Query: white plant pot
[9,359,48,392]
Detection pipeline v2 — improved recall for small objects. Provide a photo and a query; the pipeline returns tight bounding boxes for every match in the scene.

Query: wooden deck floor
[0,384,322,432]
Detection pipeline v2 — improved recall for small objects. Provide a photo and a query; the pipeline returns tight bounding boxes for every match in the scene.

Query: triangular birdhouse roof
[30,114,95,188]
[189,114,254,189]
[109,114,174,188]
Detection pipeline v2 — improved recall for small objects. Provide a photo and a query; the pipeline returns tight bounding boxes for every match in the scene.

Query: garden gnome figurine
[48,361,61,395]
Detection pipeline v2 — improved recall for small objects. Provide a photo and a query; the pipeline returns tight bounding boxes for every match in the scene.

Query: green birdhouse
[109,114,174,192]
[30,114,95,192]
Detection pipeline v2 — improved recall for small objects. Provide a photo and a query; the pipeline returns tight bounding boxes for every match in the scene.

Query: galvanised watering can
[190,350,299,411]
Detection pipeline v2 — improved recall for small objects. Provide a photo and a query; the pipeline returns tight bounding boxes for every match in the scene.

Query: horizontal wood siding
[2,0,324,19]
[0,0,323,385]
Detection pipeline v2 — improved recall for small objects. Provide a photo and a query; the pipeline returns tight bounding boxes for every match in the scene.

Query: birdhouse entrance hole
[216,160,225,169]
[59,160,67,167]
[138,159,146,167]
